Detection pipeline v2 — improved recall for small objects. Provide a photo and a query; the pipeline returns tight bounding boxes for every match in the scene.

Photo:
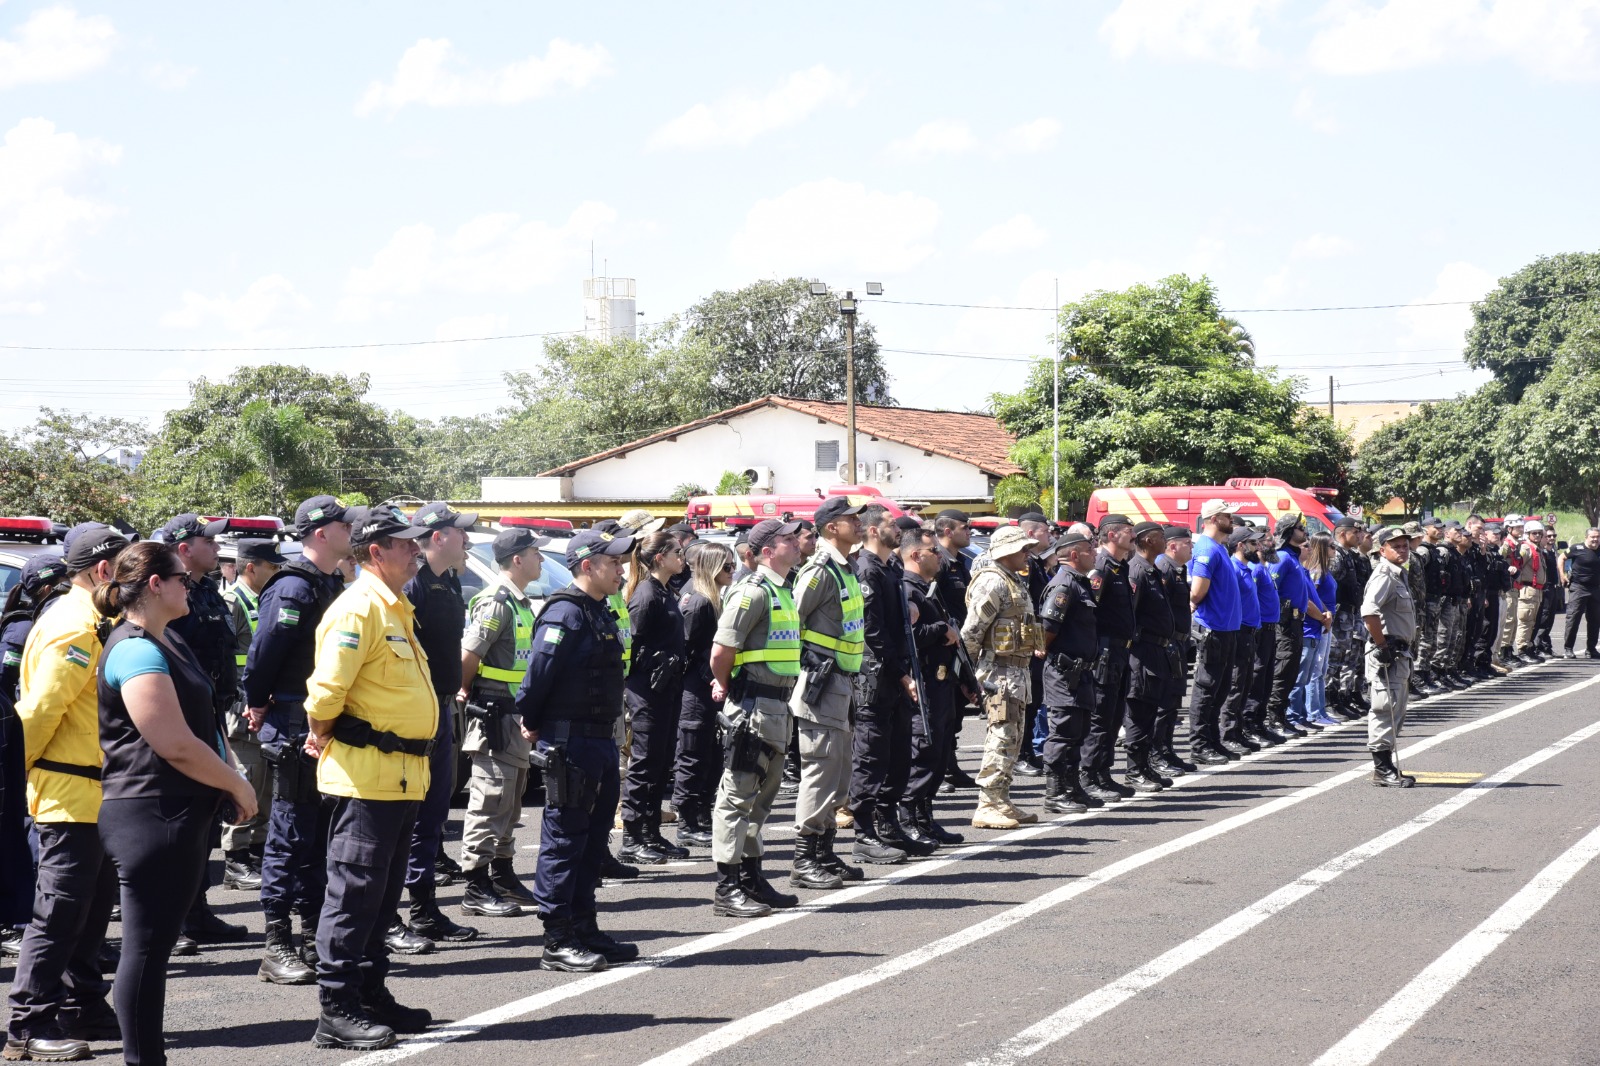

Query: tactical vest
[606,591,633,675]
[471,585,534,686]
[536,588,625,724]
[229,584,260,667]
[798,556,865,673]
[968,564,1042,656]
[732,576,802,677]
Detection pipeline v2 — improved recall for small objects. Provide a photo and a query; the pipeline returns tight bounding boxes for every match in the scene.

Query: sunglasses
[162,571,195,589]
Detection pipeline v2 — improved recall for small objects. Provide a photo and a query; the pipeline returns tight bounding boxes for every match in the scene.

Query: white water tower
[583,277,637,341]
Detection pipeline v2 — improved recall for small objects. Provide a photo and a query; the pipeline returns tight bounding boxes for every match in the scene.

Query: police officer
[1327,518,1366,715]
[789,497,867,890]
[707,518,804,917]
[663,523,699,598]
[1188,500,1242,765]
[1362,527,1419,788]
[302,504,435,1049]
[1,551,66,703]
[1460,517,1490,679]
[5,524,127,1060]
[1125,522,1176,790]
[515,528,641,970]
[220,538,286,892]
[1221,526,1264,754]
[899,526,966,846]
[1562,527,1600,657]
[454,527,547,924]
[1443,523,1474,686]
[850,505,923,860]
[1477,523,1511,674]
[933,509,976,792]
[1038,530,1101,814]
[243,495,352,985]
[1080,514,1134,802]
[1014,513,1054,778]
[1153,526,1196,773]
[674,540,734,851]
[961,526,1043,829]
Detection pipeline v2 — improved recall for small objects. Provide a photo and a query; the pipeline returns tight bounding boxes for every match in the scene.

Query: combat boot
[881,809,937,856]
[297,910,320,971]
[1095,767,1135,799]
[574,914,640,963]
[600,852,640,882]
[740,857,800,909]
[1080,767,1123,803]
[258,918,315,985]
[383,917,436,956]
[2,1031,90,1061]
[539,918,607,972]
[712,863,773,918]
[619,821,669,866]
[460,865,521,918]
[1155,746,1199,772]
[408,878,478,943]
[1043,771,1086,815]
[1122,752,1165,794]
[675,800,712,848]
[819,828,865,882]
[223,849,262,890]
[852,815,908,864]
[913,799,964,846]
[312,1002,396,1050]
[490,858,539,911]
[1371,750,1414,788]
[971,789,1021,829]
[433,851,463,887]
[644,813,690,860]
[184,898,246,943]
[359,986,432,1034]
[790,834,845,890]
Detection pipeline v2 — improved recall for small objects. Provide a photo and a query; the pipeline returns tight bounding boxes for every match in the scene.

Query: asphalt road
[9,650,1600,1065]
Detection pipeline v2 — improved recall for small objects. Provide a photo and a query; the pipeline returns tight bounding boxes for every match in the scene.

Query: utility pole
[1328,376,1335,420]
[841,290,858,481]
[1052,279,1060,522]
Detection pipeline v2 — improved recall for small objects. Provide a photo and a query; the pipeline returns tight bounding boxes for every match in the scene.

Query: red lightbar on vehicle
[500,517,574,532]
[724,515,760,528]
[0,516,53,535]
[207,516,284,533]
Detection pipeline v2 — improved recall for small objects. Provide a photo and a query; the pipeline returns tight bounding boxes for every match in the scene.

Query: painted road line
[627,673,1600,1066]
[1310,819,1600,1066]
[964,714,1600,1066]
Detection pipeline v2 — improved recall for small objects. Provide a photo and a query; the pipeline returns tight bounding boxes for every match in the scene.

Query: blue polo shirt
[1234,557,1261,629]
[1252,561,1279,624]
[1191,534,1241,632]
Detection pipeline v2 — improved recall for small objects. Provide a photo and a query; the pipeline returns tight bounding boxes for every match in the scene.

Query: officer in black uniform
[243,496,352,984]
[1476,523,1510,671]
[1,552,66,703]
[1125,522,1175,792]
[1081,514,1135,804]
[1153,526,1196,775]
[516,528,639,973]
[664,524,698,598]
[1038,530,1100,814]
[933,509,975,792]
[158,513,247,951]
[1460,518,1490,678]
[899,526,965,847]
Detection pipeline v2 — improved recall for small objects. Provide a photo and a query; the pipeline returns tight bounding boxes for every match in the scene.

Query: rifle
[901,585,931,740]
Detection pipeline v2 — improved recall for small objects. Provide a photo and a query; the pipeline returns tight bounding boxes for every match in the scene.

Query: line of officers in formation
[2,492,1596,1060]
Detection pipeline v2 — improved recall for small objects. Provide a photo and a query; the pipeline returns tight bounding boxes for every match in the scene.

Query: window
[815,440,840,472]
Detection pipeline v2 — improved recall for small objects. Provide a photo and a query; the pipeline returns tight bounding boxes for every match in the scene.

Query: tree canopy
[1351,384,1504,515]
[0,410,147,524]
[1463,252,1600,402]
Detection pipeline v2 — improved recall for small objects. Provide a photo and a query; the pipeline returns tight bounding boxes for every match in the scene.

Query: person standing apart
[1562,527,1600,658]
[1363,528,1419,788]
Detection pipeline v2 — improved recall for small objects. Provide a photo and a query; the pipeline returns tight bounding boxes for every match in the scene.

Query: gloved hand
[1375,642,1397,666]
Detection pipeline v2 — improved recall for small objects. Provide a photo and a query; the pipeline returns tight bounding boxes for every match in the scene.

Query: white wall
[567,406,993,500]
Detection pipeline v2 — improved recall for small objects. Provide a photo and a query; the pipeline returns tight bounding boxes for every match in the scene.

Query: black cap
[20,550,66,593]
[1334,517,1359,530]
[412,502,478,531]
[1275,513,1305,536]
[935,508,969,524]
[160,513,230,543]
[1421,516,1442,528]
[351,505,431,547]
[1099,513,1132,530]
[814,497,865,528]
[748,519,803,552]
[665,522,696,538]
[1132,521,1164,540]
[1054,531,1093,550]
[893,515,924,532]
[1162,524,1192,541]
[236,538,287,565]
[62,522,107,555]
[793,519,814,532]
[734,530,750,546]
[66,526,129,572]
[1227,526,1262,548]
[566,529,635,569]
[493,526,548,562]
[295,495,350,537]
[592,519,623,535]
[1018,511,1049,525]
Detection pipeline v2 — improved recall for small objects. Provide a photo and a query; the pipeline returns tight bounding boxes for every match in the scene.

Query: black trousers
[1082,639,1130,772]
[99,794,213,1066]
[316,796,419,1009]
[1475,594,1501,666]
[905,682,955,804]
[621,686,683,825]
[534,737,621,924]
[1268,617,1303,719]
[405,690,456,888]
[672,685,723,813]
[1566,590,1600,653]
[848,695,912,820]
[1241,623,1276,730]
[1042,676,1096,775]
[6,821,115,1037]
[1222,624,1258,740]
[1153,640,1189,753]
[1188,626,1237,755]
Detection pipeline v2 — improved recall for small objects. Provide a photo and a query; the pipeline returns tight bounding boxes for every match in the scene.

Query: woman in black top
[671,541,735,850]
[618,533,688,864]
[94,542,258,1066]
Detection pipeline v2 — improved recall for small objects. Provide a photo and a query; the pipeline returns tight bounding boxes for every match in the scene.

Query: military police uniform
[1126,526,1178,789]
[620,565,688,864]
[1038,533,1100,815]
[220,539,286,889]
[1154,527,1196,767]
[1362,528,1419,787]
[1564,537,1600,656]
[850,538,920,858]
[1083,522,1135,799]
[902,561,963,844]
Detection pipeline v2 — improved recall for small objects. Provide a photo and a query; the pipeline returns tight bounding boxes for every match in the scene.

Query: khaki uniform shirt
[713,564,795,746]
[790,541,855,730]
[460,574,534,766]
[1361,558,1417,645]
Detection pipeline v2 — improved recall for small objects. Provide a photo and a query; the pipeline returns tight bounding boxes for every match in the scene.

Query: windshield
[463,543,574,603]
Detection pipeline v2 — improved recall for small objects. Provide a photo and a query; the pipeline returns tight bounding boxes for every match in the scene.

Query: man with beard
[1187,500,1242,765]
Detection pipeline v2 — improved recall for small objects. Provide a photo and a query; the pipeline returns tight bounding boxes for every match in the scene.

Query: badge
[936,665,948,680]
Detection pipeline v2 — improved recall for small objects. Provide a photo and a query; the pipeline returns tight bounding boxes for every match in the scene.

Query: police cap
[493,526,548,563]
[813,497,865,528]
[160,513,231,543]
[236,538,287,565]
[1334,517,1359,530]
[351,505,430,547]
[294,495,349,538]
[1132,520,1164,541]
[1401,520,1424,537]
[1099,513,1133,531]
[1162,524,1192,541]
[592,519,623,535]
[1054,531,1093,550]
[412,502,478,530]
[747,519,803,553]
[566,529,636,569]
[1375,526,1410,545]
[1019,511,1049,525]
[20,549,66,594]
[893,515,924,533]
[936,508,970,524]
[1421,516,1443,528]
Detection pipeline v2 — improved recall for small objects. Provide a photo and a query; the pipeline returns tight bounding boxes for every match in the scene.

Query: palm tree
[1220,315,1256,359]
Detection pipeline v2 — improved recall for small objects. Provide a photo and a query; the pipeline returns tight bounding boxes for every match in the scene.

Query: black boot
[460,865,522,918]
[601,852,640,882]
[297,910,320,971]
[409,878,478,942]
[619,821,669,866]
[914,799,964,845]
[644,813,690,860]
[359,985,432,1033]
[1371,750,1414,788]
[539,918,607,972]
[573,914,640,963]
[1150,749,1189,777]
[1080,767,1123,803]
[713,862,773,918]
[1043,770,1086,814]
[490,857,539,911]
[819,828,865,882]
[740,857,799,909]
[1122,751,1165,794]
[184,898,247,943]
[852,814,908,864]
[675,800,713,848]
[790,834,845,890]
[944,765,979,790]
[1097,767,1136,799]
[258,918,315,985]
[224,849,262,890]
[1066,771,1104,810]
[313,1001,396,1050]
[384,916,436,956]
[434,851,463,887]
[881,809,937,857]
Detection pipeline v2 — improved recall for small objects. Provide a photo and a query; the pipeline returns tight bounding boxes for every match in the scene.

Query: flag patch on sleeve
[280,608,301,627]
[542,629,564,646]
[65,645,90,668]
[2,650,18,667]
[336,629,360,650]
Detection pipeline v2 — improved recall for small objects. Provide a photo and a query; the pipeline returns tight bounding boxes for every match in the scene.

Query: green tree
[0,409,147,524]
[991,274,1353,516]
[1493,360,1600,526]
[1352,384,1505,513]
[715,471,752,495]
[1463,252,1600,402]
[685,278,894,406]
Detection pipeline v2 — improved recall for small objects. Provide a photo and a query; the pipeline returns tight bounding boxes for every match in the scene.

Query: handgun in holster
[262,734,320,805]
[648,653,686,691]
[718,703,770,776]
[530,744,592,811]
[800,647,837,706]
[465,697,515,752]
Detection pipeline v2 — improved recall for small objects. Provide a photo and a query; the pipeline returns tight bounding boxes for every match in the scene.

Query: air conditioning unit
[873,460,891,483]
[741,466,774,491]
[835,462,868,485]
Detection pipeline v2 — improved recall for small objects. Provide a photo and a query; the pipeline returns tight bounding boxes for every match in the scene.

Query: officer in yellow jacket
[302,505,435,1051]
[6,524,127,1061]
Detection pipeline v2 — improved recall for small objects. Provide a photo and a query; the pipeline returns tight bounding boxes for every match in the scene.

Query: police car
[0,516,66,599]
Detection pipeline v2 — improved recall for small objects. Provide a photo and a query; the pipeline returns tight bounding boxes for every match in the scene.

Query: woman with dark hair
[1289,533,1338,731]
[93,541,259,1065]
[618,532,688,864]
[671,541,734,849]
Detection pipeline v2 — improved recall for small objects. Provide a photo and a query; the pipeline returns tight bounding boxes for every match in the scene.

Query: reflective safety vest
[607,592,633,676]
[733,577,802,677]
[231,584,259,667]
[799,557,865,673]
[471,588,535,686]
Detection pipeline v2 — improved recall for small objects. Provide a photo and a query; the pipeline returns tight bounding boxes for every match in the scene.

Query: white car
[0,517,66,600]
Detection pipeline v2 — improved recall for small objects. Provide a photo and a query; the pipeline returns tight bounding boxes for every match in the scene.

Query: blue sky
[2,1,1597,432]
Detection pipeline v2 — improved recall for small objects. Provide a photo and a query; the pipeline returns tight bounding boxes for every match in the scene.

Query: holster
[801,651,838,706]
[529,744,593,811]
[262,737,320,805]
[851,661,879,708]
[648,654,686,691]
[718,703,772,776]
[466,697,516,753]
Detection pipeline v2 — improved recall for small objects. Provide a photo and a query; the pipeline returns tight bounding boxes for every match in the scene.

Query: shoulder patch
[542,628,565,646]
[335,629,360,650]
[2,649,18,667]
[279,608,301,627]
[65,644,90,668]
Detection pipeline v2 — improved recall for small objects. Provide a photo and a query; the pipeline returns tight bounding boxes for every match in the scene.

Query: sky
[2,0,1599,434]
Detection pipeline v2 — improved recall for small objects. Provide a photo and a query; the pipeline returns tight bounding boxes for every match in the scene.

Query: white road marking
[1310,819,1600,1066]
[351,663,1581,1065]
[965,714,1600,1066]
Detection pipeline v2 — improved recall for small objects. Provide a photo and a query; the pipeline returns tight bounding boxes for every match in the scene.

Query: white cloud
[339,202,617,320]
[649,66,857,149]
[1292,88,1341,133]
[1309,0,1600,81]
[0,118,120,293]
[884,119,978,161]
[1100,0,1281,67]
[0,300,45,316]
[995,117,1062,154]
[1291,232,1356,259]
[355,37,612,116]
[1396,260,1498,351]
[972,214,1048,255]
[728,179,940,275]
[143,60,197,90]
[161,274,312,332]
[0,5,115,89]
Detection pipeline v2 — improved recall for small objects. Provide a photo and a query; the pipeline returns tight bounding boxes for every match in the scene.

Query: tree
[0,409,147,524]
[1463,252,1600,402]
[715,471,752,495]
[990,274,1354,516]
[686,278,894,406]
[1493,360,1600,526]
[1352,384,1505,513]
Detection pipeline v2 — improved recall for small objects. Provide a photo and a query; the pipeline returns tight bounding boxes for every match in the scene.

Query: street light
[813,281,882,484]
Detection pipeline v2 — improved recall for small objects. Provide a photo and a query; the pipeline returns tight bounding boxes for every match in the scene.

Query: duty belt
[1134,632,1170,647]
[541,720,616,740]
[33,757,101,781]
[992,653,1031,667]
[331,715,434,757]
[733,679,795,702]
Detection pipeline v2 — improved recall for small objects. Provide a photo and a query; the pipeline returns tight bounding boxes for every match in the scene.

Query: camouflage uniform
[961,556,1041,827]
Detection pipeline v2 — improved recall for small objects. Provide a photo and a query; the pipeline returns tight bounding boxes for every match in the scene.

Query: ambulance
[1085,478,1345,533]
[684,484,911,529]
